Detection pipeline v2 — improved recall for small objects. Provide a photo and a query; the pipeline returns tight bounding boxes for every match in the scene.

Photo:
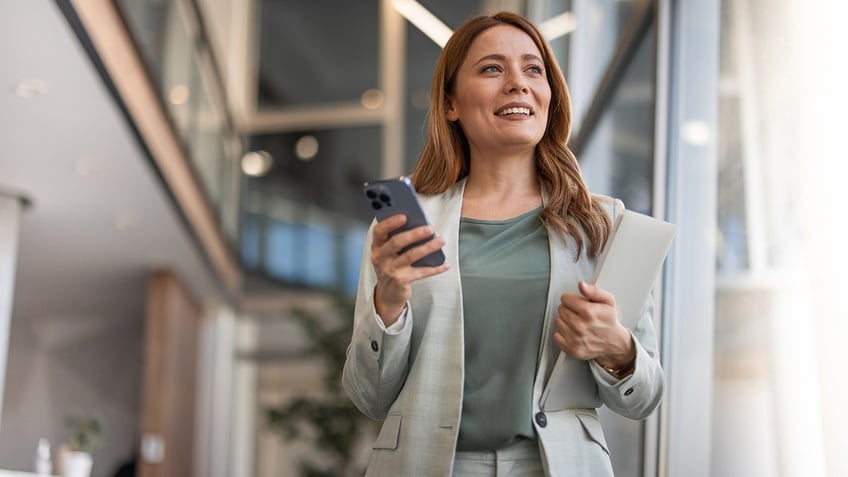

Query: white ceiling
[0,0,222,328]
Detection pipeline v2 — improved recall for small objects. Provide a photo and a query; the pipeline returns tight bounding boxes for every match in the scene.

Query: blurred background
[0,0,845,476]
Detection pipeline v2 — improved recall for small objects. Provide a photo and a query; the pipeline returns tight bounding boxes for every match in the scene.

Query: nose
[504,71,529,95]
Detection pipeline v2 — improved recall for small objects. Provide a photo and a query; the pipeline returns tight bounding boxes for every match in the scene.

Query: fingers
[372,218,435,257]
[402,235,445,265]
[372,214,408,245]
[370,218,448,313]
[577,281,615,306]
[555,282,621,360]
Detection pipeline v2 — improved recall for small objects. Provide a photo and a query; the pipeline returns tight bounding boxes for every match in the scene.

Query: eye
[481,64,502,73]
[526,65,544,74]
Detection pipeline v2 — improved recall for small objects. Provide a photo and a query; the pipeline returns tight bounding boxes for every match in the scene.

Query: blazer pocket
[373,413,402,450]
[576,412,610,455]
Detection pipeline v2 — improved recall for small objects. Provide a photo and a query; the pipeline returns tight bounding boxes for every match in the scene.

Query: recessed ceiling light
[295,135,319,161]
[15,79,48,98]
[241,150,273,177]
[361,89,385,110]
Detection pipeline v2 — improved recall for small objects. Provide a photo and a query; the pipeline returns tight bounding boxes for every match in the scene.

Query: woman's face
[447,25,551,157]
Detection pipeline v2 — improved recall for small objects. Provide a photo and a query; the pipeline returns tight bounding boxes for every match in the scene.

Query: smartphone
[362,176,446,267]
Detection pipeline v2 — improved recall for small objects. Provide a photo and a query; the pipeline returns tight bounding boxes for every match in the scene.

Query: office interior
[0,0,846,476]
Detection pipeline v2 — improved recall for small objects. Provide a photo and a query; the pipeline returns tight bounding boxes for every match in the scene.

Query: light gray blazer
[342,178,664,476]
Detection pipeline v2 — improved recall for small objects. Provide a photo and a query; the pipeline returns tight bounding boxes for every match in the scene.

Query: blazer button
[371,340,379,352]
[624,387,634,396]
[535,412,547,428]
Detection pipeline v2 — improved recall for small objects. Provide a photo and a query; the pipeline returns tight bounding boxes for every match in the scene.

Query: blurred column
[660,0,720,476]
[194,306,236,477]
[0,193,24,432]
[230,319,258,477]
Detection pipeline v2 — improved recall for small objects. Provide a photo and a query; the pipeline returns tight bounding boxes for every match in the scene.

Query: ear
[445,98,459,122]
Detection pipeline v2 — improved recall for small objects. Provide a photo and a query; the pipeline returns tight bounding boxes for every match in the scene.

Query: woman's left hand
[554,281,636,369]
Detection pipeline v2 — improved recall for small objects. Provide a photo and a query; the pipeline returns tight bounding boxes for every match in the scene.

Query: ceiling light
[295,135,319,161]
[15,79,48,98]
[360,89,385,110]
[169,84,190,105]
[241,150,273,177]
[538,12,577,41]
[392,0,453,48]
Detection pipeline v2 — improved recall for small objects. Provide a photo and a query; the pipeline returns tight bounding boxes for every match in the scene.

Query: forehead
[465,24,543,62]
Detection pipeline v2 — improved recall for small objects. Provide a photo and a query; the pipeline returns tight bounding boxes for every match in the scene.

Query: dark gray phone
[362,176,446,267]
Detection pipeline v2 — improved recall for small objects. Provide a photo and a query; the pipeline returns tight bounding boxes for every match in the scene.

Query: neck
[460,150,543,220]
[464,150,540,198]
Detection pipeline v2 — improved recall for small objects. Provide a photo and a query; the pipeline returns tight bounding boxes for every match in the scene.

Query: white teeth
[498,107,531,116]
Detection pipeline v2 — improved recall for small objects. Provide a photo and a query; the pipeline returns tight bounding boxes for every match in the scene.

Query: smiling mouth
[496,107,532,116]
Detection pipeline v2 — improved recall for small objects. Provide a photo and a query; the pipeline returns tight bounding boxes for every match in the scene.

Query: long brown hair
[410,11,611,259]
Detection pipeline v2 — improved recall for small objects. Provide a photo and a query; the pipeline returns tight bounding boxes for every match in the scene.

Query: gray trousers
[452,438,545,476]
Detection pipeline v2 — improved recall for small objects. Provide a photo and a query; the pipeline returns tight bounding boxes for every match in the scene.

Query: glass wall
[580,22,655,214]
[711,0,848,475]
[117,0,243,244]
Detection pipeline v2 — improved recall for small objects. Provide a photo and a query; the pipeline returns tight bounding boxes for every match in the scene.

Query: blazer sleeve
[590,295,664,419]
[590,198,665,419]
[341,220,413,421]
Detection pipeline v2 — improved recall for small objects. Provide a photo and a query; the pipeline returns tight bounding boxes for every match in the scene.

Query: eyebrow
[472,53,544,66]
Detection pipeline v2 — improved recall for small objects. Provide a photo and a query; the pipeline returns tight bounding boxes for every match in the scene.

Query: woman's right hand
[371,214,449,326]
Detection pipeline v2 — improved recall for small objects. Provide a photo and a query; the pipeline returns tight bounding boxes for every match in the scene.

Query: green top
[456,206,550,451]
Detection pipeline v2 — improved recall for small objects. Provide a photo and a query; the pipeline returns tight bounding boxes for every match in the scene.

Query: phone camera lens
[379,193,391,203]
[371,201,382,210]
[366,190,377,199]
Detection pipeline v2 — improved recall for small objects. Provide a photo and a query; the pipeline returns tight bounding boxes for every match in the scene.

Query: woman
[342,11,664,476]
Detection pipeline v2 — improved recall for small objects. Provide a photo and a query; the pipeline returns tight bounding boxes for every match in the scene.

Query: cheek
[540,86,552,108]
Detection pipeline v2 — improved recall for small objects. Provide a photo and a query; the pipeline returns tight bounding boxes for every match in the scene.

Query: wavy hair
[410,11,611,259]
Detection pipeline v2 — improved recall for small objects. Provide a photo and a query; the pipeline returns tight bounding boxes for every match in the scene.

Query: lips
[496,103,534,116]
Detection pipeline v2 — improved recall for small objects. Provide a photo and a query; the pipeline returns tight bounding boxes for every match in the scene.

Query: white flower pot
[60,450,92,477]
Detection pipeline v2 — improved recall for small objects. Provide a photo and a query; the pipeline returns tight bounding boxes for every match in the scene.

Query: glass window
[241,213,262,269]
[566,0,641,124]
[265,221,299,280]
[257,0,380,107]
[242,126,379,293]
[117,0,243,246]
[539,0,573,79]
[116,0,170,82]
[343,227,367,295]
[247,127,381,221]
[579,23,655,215]
[712,0,848,475]
[404,19,443,173]
[187,56,226,202]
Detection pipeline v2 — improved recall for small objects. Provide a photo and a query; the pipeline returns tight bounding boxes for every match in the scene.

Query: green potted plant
[59,415,102,477]
[266,295,376,477]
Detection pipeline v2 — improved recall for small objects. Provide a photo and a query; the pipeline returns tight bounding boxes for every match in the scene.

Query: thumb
[578,281,615,305]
